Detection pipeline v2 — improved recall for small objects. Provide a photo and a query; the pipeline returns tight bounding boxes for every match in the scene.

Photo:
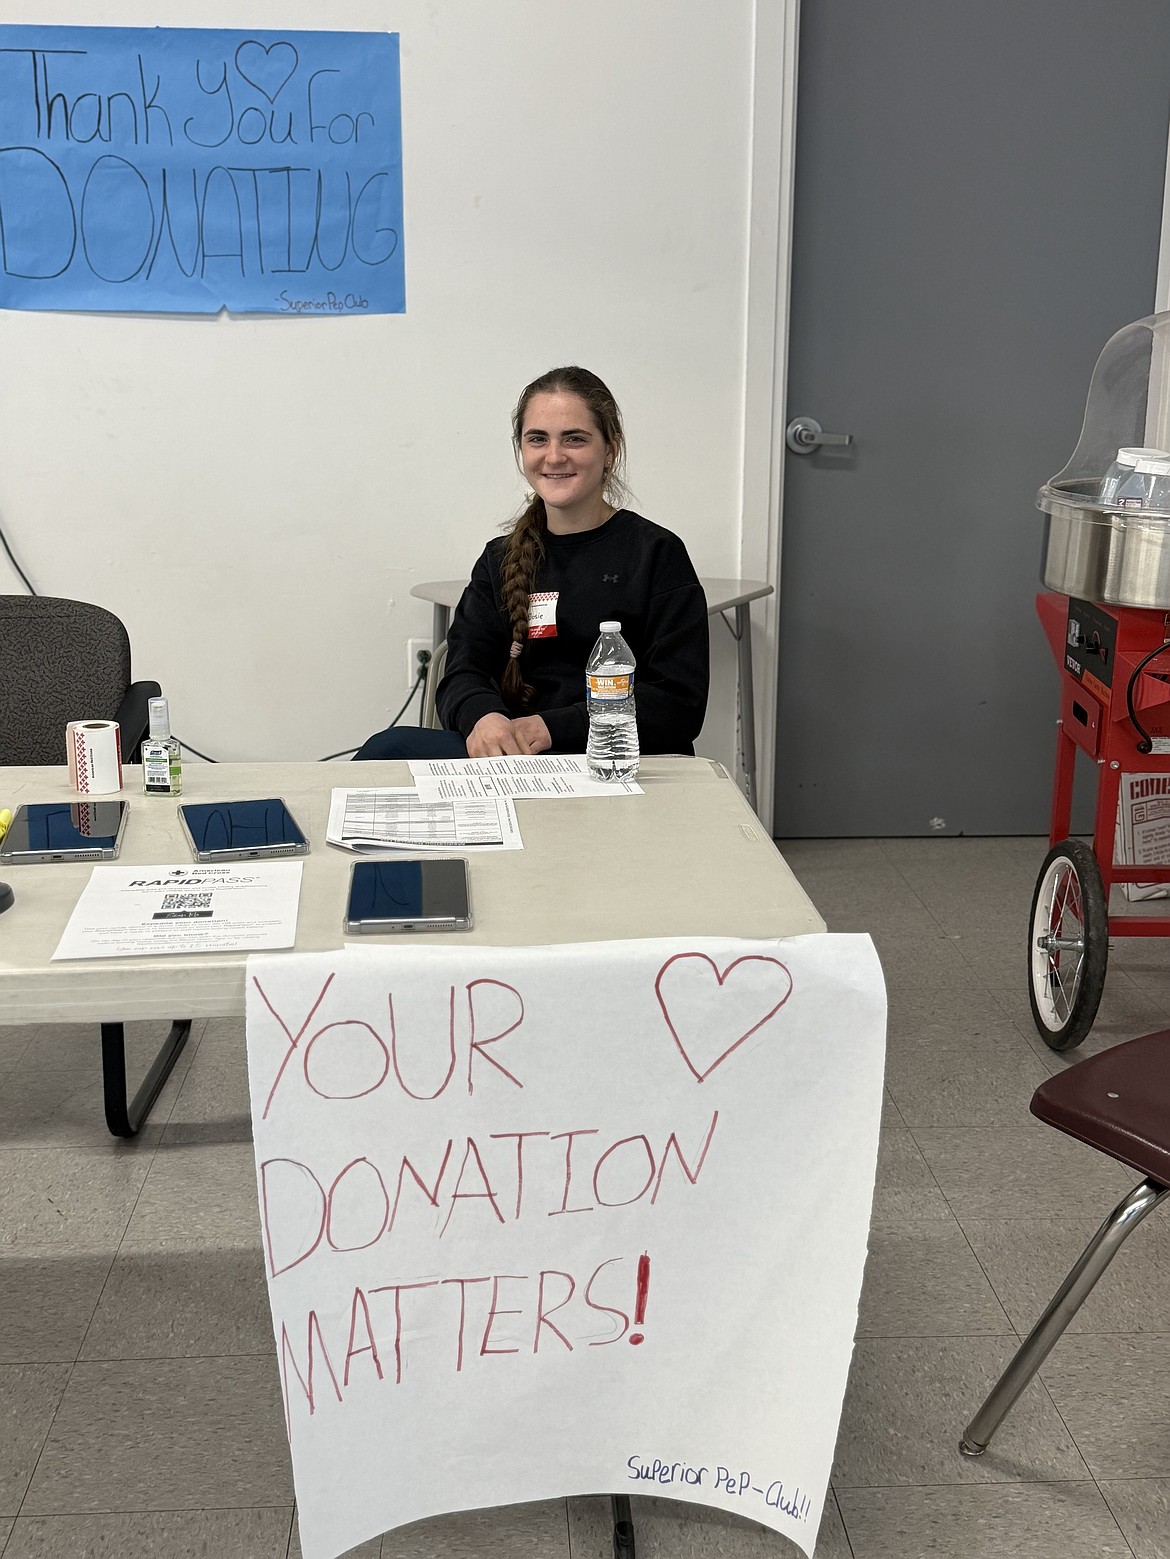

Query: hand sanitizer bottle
[142,697,183,796]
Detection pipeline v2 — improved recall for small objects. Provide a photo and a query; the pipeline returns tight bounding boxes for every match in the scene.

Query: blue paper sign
[0,26,404,314]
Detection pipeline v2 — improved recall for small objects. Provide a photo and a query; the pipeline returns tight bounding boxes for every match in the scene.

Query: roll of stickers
[66,720,123,794]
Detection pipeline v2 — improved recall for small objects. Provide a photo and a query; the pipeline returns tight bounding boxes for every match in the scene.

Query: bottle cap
[1134,456,1170,475]
[599,620,621,632]
[148,696,171,739]
[1117,446,1170,464]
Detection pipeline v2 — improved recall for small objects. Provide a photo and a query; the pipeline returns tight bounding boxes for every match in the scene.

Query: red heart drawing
[654,952,793,1081]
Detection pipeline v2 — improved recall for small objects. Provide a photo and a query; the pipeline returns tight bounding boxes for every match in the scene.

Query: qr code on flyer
[160,892,213,912]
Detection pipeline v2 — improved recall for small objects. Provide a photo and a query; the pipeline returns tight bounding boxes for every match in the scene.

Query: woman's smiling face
[518,390,612,532]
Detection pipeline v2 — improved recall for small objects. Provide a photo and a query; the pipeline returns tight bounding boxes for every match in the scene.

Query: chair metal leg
[101,1019,192,1138]
[959,1176,1168,1456]
[611,1493,636,1557]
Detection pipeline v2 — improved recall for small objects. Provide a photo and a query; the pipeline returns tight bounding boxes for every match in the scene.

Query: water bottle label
[588,672,633,700]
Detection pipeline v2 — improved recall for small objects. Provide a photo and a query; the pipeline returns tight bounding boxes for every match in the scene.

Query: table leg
[431,604,451,656]
[735,604,759,812]
[611,1493,636,1557]
[101,1018,192,1138]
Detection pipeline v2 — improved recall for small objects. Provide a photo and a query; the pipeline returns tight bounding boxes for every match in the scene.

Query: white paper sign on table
[245,935,886,1559]
[53,861,303,959]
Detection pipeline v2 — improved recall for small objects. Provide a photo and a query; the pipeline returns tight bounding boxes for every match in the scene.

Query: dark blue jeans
[351,725,468,761]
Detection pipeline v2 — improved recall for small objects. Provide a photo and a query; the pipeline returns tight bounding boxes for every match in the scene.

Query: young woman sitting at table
[353,365,710,760]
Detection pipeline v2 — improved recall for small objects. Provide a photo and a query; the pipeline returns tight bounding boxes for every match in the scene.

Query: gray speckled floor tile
[0,1148,151,1252]
[161,1033,253,1148]
[0,1507,293,1558]
[884,1020,1050,1130]
[857,1223,1010,1337]
[868,930,985,990]
[870,1129,953,1228]
[368,1498,567,1558]
[1107,931,1170,971]
[196,1017,247,1047]
[950,931,1036,984]
[802,893,939,936]
[0,1249,113,1362]
[1100,1479,1170,1559]
[837,1480,1135,1558]
[883,986,1020,1038]
[0,1027,38,1079]
[0,1515,12,1550]
[0,1363,71,1514]
[566,1490,836,1556]
[990,972,1167,1069]
[0,1070,166,1150]
[121,1141,261,1250]
[832,1337,1089,1488]
[80,1242,273,1359]
[912,1128,1134,1221]
[21,1357,292,1512]
[962,1213,1170,1336]
[1039,1335,1170,1479]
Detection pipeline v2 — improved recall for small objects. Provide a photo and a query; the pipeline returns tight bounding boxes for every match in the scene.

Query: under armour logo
[603,573,620,583]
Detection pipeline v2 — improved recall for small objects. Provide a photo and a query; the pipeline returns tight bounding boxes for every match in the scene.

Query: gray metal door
[776,0,1170,836]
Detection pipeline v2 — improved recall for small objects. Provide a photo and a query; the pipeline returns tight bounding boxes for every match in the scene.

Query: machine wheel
[1027,838,1108,1051]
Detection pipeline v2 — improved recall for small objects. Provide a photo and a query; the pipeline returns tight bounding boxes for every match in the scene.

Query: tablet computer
[178,798,310,862]
[344,857,472,933]
[0,800,129,863]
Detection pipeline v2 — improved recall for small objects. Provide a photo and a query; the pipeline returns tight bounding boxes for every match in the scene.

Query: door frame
[741,0,800,837]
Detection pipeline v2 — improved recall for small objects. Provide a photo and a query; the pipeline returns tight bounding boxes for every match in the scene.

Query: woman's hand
[466,713,532,757]
[510,714,553,754]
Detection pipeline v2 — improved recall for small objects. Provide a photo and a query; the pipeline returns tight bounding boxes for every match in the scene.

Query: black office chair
[0,595,160,764]
[0,594,189,1137]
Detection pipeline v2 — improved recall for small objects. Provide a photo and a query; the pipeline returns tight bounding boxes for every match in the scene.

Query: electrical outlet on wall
[406,638,431,686]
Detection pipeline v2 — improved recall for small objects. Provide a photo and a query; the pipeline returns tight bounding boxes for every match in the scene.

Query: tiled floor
[2,837,1169,1557]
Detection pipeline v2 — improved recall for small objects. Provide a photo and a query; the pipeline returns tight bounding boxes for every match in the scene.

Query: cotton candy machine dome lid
[1038,311,1170,519]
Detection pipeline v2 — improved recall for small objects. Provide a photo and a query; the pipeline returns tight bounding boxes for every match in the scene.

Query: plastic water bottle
[586,620,639,781]
[1100,447,1144,503]
[1111,447,1170,507]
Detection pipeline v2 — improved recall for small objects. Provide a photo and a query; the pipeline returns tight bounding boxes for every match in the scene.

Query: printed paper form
[409,754,643,801]
[326,788,522,851]
[52,861,302,960]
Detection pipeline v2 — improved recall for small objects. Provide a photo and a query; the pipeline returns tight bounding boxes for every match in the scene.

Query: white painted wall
[0,0,791,802]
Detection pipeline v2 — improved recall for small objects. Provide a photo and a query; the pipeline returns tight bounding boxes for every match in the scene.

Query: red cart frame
[1032,591,1170,1047]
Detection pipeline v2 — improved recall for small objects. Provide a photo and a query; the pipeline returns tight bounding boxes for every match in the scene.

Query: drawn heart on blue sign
[235,40,299,103]
[654,951,793,1082]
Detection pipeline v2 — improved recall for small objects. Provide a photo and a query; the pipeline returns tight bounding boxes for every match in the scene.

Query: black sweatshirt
[436,510,710,754]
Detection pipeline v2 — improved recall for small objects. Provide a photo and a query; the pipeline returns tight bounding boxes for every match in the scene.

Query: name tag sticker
[528,592,559,639]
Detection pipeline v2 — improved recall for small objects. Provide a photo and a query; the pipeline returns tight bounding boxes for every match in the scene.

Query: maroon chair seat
[960,1028,1170,1458]
[1030,1027,1170,1186]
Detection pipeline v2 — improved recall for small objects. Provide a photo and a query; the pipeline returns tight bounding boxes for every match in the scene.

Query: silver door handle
[786,416,854,453]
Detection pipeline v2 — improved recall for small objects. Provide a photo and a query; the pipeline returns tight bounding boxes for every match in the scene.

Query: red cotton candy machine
[1032,310,1170,1048]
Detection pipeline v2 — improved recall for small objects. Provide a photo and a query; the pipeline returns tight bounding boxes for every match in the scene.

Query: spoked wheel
[1027,838,1108,1051]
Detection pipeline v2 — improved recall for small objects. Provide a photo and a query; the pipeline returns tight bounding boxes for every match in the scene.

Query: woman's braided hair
[500,366,629,706]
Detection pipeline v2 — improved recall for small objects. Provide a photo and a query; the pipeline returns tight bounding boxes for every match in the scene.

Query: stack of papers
[327,787,522,852]
[409,754,644,800]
